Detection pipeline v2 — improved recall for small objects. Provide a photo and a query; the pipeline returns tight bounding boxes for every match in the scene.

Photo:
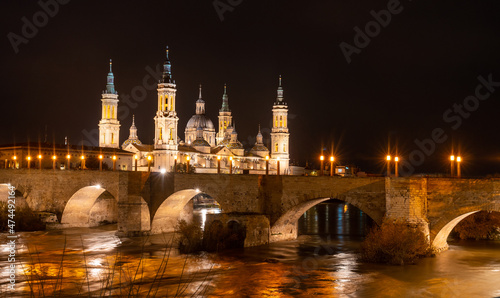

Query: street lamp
[147,155,152,172]
[329,156,335,177]
[37,154,42,170]
[265,155,269,176]
[12,155,17,169]
[450,155,455,177]
[66,154,71,170]
[217,155,221,174]
[229,156,233,174]
[186,155,190,173]
[386,155,391,177]
[277,157,280,176]
[27,156,31,169]
[320,155,324,176]
[99,154,103,171]
[52,155,57,170]
[173,155,177,173]
[112,155,117,171]
[394,156,399,177]
[457,156,462,178]
[80,155,85,170]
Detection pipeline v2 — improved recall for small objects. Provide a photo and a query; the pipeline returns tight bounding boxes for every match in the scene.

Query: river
[1,200,500,297]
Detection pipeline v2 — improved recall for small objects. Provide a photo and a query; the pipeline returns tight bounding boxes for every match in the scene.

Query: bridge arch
[431,205,500,251]
[270,196,381,242]
[150,189,223,234]
[61,186,118,227]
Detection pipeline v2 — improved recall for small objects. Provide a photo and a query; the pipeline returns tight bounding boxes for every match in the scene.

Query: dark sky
[2,0,500,175]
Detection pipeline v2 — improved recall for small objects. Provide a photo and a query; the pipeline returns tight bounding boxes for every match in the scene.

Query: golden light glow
[112,155,116,160]
[99,155,104,160]
[229,156,233,161]
[330,156,334,162]
[66,154,71,159]
[450,155,455,161]
[186,156,190,161]
[27,156,31,161]
[80,155,85,160]
[386,155,391,161]
[52,155,56,160]
[12,156,17,160]
[174,155,177,160]
[320,155,324,161]
[457,156,462,162]
[147,155,152,161]
[265,156,269,160]
[395,157,399,162]
[37,155,42,159]
[217,155,221,160]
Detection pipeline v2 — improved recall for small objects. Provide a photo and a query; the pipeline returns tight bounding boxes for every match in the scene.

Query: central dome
[186,114,215,130]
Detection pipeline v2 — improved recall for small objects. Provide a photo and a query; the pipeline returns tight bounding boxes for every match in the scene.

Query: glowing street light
[27,156,31,169]
[52,155,57,170]
[386,155,391,177]
[66,154,71,170]
[80,155,86,170]
[265,155,269,176]
[329,156,335,177]
[217,155,221,174]
[450,155,455,177]
[112,155,117,171]
[320,155,325,176]
[186,155,190,173]
[147,155,152,172]
[229,156,233,174]
[37,154,42,170]
[99,154,103,171]
[394,156,399,177]
[457,156,462,178]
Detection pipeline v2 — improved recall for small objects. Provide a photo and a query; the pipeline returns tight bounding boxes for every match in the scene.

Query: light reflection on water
[1,201,499,296]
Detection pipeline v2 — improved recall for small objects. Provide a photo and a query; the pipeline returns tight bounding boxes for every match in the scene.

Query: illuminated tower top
[161,46,172,83]
[220,83,230,112]
[105,59,117,94]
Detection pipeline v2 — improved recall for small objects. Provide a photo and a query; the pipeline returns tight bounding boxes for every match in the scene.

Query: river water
[1,201,500,297]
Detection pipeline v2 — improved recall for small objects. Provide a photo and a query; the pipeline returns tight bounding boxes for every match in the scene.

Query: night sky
[2,0,500,175]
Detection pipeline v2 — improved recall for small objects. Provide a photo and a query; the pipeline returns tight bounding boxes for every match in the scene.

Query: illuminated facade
[98,60,121,148]
[109,47,290,174]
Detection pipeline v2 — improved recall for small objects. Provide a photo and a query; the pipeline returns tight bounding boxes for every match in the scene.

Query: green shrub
[361,221,430,265]
[453,211,500,240]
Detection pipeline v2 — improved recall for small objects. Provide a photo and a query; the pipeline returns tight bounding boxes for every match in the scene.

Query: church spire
[196,84,205,115]
[105,59,116,94]
[220,83,230,112]
[161,46,172,83]
[276,75,284,104]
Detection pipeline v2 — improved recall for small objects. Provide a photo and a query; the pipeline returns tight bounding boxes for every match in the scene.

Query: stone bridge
[0,169,499,251]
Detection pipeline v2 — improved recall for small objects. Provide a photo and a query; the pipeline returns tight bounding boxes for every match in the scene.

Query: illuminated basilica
[98,47,290,174]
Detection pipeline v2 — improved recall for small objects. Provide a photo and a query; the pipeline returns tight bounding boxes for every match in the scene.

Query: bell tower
[98,59,120,148]
[270,75,290,174]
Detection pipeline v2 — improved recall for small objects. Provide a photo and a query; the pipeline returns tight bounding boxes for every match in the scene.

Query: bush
[0,202,45,232]
[361,221,430,265]
[175,219,203,253]
[453,211,500,240]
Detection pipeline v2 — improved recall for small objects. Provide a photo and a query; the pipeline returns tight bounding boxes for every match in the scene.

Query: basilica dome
[186,114,215,130]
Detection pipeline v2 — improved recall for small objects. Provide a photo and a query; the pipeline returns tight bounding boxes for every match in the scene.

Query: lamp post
[99,155,103,171]
[457,156,462,178]
[394,156,399,177]
[229,156,233,174]
[330,156,334,177]
[173,155,177,173]
[320,155,324,176]
[265,155,269,175]
[147,155,152,172]
[386,155,391,177]
[217,155,221,174]
[37,155,42,170]
[112,155,116,171]
[12,156,17,169]
[81,155,85,170]
[27,156,31,169]
[66,154,71,170]
[450,155,455,177]
[52,155,56,170]
[277,157,280,176]
[186,156,190,173]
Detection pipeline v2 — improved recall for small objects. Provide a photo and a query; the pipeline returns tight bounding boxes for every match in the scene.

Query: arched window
[159,128,163,141]
[275,116,278,127]
[275,143,279,152]
[112,106,115,119]
[111,133,114,144]
[279,116,283,127]
[283,143,286,152]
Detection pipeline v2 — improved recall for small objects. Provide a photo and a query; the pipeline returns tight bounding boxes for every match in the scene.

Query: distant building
[95,47,291,174]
